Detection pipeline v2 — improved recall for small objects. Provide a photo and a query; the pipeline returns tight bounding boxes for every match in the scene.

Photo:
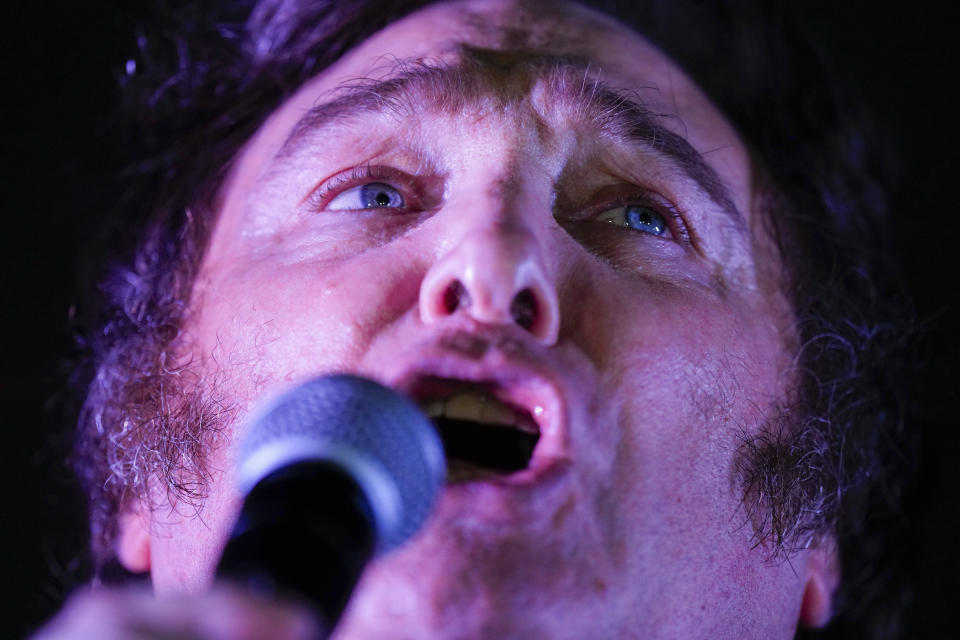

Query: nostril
[510,288,537,331]
[443,280,469,314]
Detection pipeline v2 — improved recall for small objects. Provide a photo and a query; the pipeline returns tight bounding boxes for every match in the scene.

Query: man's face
[131,0,834,637]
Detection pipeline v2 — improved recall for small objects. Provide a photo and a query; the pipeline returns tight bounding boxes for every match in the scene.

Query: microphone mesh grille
[239,375,445,553]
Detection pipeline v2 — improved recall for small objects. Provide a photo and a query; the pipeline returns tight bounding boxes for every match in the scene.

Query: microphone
[215,375,445,635]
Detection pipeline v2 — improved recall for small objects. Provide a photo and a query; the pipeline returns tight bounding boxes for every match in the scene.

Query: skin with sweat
[118,1,838,638]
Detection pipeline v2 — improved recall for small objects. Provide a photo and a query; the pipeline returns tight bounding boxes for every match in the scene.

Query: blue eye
[327,182,405,210]
[596,204,668,237]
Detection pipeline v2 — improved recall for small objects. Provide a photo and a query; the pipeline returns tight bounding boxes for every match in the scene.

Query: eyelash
[306,165,418,211]
[581,190,691,245]
[635,199,687,242]
[308,167,691,245]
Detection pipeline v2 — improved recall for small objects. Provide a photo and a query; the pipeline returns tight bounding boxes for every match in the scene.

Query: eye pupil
[360,182,403,208]
[625,205,666,236]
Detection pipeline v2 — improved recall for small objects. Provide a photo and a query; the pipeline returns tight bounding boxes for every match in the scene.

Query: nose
[419,226,560,344]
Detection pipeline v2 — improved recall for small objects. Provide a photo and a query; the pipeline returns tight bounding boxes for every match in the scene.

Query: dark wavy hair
[71,1,913,637]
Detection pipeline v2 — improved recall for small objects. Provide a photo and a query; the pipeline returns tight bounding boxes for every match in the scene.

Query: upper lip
[383,331,570,464]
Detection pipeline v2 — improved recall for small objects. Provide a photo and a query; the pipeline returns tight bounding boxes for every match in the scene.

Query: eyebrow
[280,53,744,229]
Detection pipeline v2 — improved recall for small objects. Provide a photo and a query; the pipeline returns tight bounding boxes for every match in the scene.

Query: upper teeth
[422,391,539,435]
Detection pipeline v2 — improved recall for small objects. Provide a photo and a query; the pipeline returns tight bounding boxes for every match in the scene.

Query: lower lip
[439,456,572,520]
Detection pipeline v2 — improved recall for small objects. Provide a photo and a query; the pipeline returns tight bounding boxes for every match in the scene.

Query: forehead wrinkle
[536,69,743,228]
[277,52,745,232]
[278,50,587,158]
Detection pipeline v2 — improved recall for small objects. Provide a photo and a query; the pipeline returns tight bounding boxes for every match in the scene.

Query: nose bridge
[419,203,560,344]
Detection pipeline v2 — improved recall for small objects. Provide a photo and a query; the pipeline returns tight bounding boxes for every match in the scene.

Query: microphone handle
[215,460,378,636]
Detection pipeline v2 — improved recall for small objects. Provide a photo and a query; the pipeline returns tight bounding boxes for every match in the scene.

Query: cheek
[574,274,789,527]
[579,272,787,437]
[189,246,425,402]
[148,445,243,593]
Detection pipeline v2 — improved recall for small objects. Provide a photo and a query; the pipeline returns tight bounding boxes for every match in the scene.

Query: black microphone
[215,375,445,636]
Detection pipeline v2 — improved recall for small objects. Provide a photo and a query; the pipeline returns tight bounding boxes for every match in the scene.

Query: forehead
[231,0,752,211]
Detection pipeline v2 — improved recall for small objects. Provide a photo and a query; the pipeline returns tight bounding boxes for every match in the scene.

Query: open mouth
[414,378,541,483]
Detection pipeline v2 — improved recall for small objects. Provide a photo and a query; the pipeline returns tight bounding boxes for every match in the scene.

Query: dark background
[3,1,957,638]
